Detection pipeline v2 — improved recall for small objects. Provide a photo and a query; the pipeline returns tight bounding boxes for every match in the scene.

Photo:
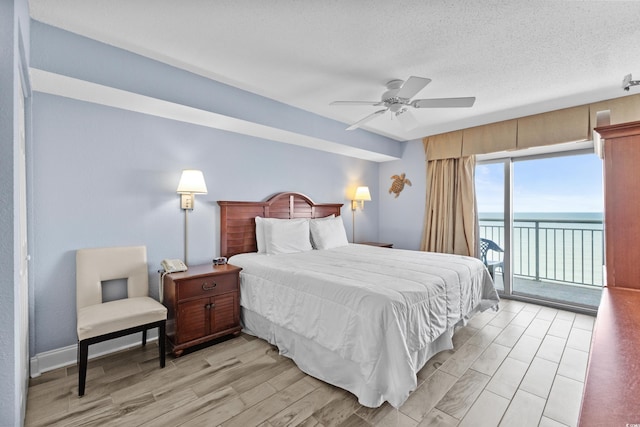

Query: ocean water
[479,212,604,286]
[480,212,603,221]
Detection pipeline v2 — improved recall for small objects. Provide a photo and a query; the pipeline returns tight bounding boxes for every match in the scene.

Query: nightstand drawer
[178,274,237,300]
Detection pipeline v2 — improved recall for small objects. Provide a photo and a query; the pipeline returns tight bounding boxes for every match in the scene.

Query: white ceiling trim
[29,68,399,163]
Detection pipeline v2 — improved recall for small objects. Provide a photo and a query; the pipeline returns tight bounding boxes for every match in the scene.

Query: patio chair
[480,238,504,280]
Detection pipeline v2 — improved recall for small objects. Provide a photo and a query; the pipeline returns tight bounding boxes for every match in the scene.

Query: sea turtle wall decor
[389,173,412,198]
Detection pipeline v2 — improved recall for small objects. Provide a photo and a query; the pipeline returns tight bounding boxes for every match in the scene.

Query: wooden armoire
[598,120,640,289]
[579,120,640,427]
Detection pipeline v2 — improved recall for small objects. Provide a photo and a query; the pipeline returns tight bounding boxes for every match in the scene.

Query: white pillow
[309,214,335,249]
[264,218,313,255]
[256,217,311,253]
[309,216,349,250]
[255,216,266,253]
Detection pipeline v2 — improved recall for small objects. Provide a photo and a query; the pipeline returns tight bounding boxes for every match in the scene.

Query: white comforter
[229,244,499,407]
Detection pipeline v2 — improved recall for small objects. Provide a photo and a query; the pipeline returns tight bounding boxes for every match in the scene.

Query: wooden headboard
[217,192,344,258]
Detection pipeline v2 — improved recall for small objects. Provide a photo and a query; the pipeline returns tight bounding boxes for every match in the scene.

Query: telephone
[158,259,187,303]
[161,258,187,273]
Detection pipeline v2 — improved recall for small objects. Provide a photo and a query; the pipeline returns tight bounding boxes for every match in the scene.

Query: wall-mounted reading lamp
[351,186,371,243]
[177,169,208,264]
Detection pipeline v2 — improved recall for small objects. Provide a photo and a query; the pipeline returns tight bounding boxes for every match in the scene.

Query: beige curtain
[418,95,640,258]
[421,155,477,257]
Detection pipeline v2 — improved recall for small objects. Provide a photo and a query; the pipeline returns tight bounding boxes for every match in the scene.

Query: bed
[217,192,499,408]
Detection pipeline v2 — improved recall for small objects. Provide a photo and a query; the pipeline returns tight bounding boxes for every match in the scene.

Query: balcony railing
[480,218,604,287]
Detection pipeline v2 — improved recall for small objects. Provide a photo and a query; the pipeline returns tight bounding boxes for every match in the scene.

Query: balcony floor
[493,273,603,308]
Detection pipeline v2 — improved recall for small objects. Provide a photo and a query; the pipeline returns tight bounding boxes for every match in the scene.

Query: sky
[475,153,604,213]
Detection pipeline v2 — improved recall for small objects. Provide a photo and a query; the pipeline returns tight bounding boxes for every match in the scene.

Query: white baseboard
[30,330,159,378]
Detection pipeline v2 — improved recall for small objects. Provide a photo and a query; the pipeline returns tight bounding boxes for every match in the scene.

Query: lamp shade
[354,186,371,201]
[176,170,208,194]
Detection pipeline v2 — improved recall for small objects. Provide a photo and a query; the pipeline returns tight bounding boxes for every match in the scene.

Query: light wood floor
[25,299,594,426]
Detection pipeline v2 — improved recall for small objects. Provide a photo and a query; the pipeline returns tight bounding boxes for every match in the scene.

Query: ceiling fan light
[396,108,419,130]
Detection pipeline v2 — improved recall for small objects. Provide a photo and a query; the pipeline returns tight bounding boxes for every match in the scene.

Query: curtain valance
[424,93,640,160]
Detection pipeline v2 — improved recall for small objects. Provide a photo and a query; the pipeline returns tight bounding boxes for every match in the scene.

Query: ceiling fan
[330,76,476,131]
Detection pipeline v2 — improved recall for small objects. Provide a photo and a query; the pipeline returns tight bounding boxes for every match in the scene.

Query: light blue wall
[378,139,426,250]
[30,21,401,160]
[0,4,16,404]
[1,0,30,424]
[29,23,390,355]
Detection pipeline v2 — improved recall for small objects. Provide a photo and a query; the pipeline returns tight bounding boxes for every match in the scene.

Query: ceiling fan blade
[411,97,476,108]
[330,101,382,106]
[395,109,419,130]
[396,76,432,99]
[346,109,388,131]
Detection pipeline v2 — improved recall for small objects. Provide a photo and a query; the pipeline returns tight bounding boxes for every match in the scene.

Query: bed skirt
[241,307,470,408]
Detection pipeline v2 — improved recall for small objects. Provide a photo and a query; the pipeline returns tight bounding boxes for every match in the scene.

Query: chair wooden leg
[158,321,166,369]
[78,341,89,397]
[77,320,166,396]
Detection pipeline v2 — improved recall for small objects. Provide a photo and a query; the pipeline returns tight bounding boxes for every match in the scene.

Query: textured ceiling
[29,0,640,142]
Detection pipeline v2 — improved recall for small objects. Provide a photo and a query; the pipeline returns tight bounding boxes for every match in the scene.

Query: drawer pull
[205,303,216,309]
[202,282,217,291]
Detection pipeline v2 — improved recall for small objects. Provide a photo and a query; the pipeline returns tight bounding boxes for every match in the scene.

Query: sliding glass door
[476,161,507,292]
[476,147,603,310]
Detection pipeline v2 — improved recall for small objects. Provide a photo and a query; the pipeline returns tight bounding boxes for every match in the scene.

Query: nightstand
[163,263,242,357]
[358,241,393,248]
